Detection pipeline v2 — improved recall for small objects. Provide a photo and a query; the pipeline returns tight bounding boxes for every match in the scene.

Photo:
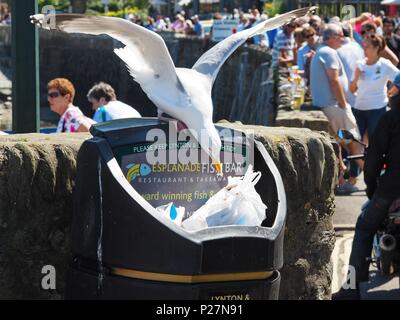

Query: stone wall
[274,67,331,133]
[0,125,337,300]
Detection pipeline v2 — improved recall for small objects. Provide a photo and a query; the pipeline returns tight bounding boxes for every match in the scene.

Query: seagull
[31,7,316,174]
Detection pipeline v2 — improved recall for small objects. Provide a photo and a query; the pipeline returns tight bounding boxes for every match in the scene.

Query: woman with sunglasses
[297,26,319,80]
[47,78,94,133]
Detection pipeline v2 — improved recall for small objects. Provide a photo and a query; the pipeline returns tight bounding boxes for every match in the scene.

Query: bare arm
[349,67,361,93]
[77,117,93,132]
[326,68,347,108]
[279,48,295,64]
[380,46,399,66]
[388,85,399,97]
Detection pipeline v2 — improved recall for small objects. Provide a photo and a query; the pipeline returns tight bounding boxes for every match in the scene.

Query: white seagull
[31,7,316,173]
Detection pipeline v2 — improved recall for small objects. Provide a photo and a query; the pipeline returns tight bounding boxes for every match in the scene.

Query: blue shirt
[394,71,400,89]
[297,43,311,71]
[267,29,278,49]
[193,22,203,37]
[337,38,365,107]
[271,29,295,67]
[310,44,348,108]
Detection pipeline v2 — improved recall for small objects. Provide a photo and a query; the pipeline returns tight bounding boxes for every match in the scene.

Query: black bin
[65,118,286,300]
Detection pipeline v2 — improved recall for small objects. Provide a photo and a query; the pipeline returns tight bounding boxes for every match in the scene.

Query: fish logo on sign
[126,163,151,182]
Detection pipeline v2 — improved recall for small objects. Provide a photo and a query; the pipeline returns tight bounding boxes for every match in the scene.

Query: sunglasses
[305,34,315,38]
[361,29,374,35]
[47,91,62,98]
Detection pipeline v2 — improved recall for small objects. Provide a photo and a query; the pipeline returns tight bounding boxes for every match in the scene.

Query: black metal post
[193,0,199,14]
[11,0,40,133]
[219,0,225,12]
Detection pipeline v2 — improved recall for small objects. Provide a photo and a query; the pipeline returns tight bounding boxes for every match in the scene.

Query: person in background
[146,17,156,31]
[171,14,186,33]
[154,15,166,31]
[297,26,318,76]
[267,14,279,49]
[333,81,400,300]
[349,34,399,147]
[353,12,373,36]
[294,27,305,49]
[310,24,364,187]
[388,71,400,107]
[271,22,297,67]
[87,82,141,123]
[395,25,400,37]
[374,16,384,36]
[184,19,194,35]
[191,15,204,37]
[382,17,400,66]
[309,15,323,36]
[337,23,365,110]
[329,16,340,24]
[294,16,310,28]
[252,15,269,48]
[47,78,94,133]
[237,13,250,32]
[164,17,172,31]
[360,22,399,66]
[336,23,365,192]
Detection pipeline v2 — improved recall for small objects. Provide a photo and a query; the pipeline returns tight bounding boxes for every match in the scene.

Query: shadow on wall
[0,26,273,124]
[40,30,158,120]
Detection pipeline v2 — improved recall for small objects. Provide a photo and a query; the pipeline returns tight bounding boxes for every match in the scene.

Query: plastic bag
[181,165,267,231]
[156,202,185,226]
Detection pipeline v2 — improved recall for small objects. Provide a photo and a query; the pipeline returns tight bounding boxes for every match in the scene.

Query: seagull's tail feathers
[249,6,318,37]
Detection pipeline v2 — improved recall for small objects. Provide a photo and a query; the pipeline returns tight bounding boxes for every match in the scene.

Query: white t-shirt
[93,100,142,123]
[354,58,399,110]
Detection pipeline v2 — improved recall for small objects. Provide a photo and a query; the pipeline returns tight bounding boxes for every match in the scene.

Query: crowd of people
[126,7,272,46]
[126,10,205,37]
[267,10,400,299]
[270,11,400,193]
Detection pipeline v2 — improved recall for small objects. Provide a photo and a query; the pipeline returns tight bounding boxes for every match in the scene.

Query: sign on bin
[113,123,254,215]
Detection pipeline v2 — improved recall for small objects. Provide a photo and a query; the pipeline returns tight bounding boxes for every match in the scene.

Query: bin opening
[110,120,272,223]
[88,118,280,228]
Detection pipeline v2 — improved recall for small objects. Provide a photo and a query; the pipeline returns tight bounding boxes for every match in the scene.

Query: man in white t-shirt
[87,82,141,123]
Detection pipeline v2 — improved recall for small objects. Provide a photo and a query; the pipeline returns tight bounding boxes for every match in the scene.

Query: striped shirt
[271,29,295,67]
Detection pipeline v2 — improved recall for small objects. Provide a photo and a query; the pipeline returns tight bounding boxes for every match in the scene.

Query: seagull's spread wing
[31,14,186,101]
[192,7,317,85]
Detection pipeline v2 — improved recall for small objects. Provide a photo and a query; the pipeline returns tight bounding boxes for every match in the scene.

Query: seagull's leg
[158,112,188,132]
[176,121,188,131]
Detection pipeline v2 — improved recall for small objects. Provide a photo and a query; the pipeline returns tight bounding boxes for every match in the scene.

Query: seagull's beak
[213,160,223,176]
